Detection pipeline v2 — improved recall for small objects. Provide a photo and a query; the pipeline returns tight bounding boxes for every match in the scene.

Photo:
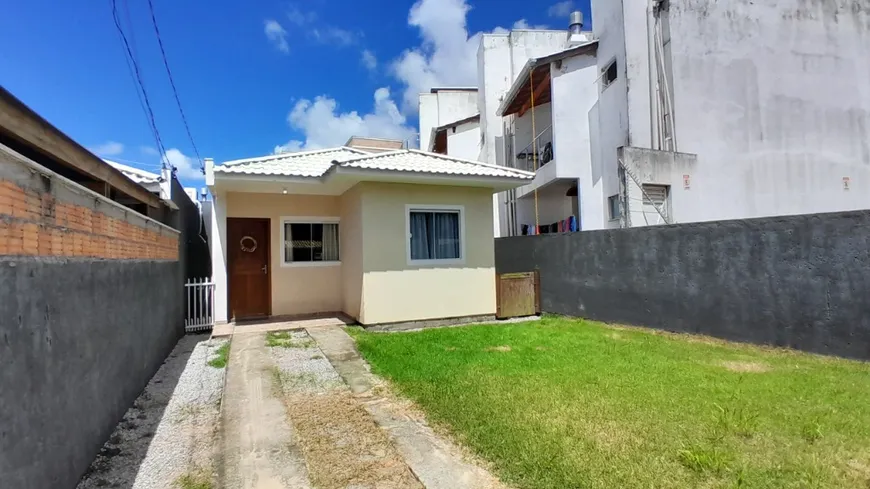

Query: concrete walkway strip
[220,332,312,489]
[306,325,509,489]
[268,330,422,489]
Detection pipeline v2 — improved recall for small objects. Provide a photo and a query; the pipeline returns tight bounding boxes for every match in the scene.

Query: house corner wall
[209,193,229,323]
[357,183,496,325]
[339,185,364,322]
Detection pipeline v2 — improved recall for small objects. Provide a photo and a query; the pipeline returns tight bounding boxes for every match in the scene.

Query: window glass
[284,223,340,263]
[603,60,618,89]
[608,195,622,220]
[409,210,460,261]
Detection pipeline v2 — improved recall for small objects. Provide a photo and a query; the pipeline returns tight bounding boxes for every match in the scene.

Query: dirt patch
[280,391,423,489]
[363,376,511,489]
[534,346,548,351]
[721,361,772,373]
[444,346,458,351]
[845,457,870,482]
[485,345,512,352]
[606,332,628,342]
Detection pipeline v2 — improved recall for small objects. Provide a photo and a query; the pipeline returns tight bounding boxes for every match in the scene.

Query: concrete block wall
[0,144,184,488]
[495,210,870,360]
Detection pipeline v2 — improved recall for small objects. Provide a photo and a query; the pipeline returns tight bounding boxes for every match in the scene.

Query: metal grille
[185,277,214,333]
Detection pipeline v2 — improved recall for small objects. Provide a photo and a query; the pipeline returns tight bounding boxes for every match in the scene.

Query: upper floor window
[602,60,618,90]
[608,195,622,221]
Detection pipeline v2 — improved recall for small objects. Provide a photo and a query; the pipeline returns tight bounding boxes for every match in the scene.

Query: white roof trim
[211,147,534,187]
[221,146,368,167]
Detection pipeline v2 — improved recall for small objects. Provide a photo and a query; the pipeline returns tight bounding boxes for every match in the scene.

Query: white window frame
[280,216,341,268]
[405,204,466,267]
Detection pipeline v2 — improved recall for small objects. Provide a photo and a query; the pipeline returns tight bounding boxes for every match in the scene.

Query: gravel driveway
[268,330,423,489]
[77,335,228,489]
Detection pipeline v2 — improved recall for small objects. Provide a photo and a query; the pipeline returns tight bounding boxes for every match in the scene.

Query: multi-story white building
[421,0,870,236]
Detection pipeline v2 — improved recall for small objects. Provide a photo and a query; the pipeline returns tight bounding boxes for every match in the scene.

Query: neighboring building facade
[205,145,532,326]
[105,160,211,280]
[419,88,480,153]
[424,1,870,236]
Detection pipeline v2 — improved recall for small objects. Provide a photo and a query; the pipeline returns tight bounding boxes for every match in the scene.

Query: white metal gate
[185,277,214,333]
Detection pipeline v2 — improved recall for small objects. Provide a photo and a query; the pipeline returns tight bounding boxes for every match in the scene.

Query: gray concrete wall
[495,210,870,360]
[172,176,211,280]
[0,257,183,488]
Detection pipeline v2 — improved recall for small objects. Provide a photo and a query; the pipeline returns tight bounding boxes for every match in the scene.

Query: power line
[146,0,204,173]
[111,0,170,170]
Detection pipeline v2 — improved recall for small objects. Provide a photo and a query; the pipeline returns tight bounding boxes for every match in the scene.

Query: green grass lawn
[350,317,870,489]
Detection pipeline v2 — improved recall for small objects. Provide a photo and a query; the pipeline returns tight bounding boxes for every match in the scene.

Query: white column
[159,167,172,201]
[210,192,229,323]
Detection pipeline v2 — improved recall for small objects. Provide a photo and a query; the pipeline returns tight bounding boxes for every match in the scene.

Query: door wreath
[240,236,258,253]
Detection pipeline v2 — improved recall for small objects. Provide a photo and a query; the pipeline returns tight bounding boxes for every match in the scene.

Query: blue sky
[0,0,590,187]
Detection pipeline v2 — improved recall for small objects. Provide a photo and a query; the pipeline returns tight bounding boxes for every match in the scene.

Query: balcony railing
[507,125,553,173]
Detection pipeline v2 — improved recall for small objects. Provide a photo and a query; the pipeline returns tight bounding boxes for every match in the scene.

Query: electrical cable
[111,0,170,169]
[146,0,204,172]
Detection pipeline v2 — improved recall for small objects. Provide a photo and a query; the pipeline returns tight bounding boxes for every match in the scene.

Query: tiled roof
[336,149,534,179]
[215,147,366,177]
[212,147,534,181]
[104,160,160,185]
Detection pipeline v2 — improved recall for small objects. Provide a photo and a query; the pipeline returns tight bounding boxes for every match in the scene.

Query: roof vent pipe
[569,11,584,33]
[567,11,586,44]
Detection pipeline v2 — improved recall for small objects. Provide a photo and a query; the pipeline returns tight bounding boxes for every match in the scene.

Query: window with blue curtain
[409,210,461,261]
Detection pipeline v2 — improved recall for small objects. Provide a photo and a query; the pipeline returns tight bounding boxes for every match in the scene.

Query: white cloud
[139,146,159,156]
[548,1,574,18]
[282,5,357,46]
[274,87,415,153]
[287,6,317,26]
[389,0,554,112]
[90,141,124,156]
[513,19,549,29]
[361,49,378,72]
[264,19,289,53]
[163,148,203,180]
[390,0,483,112]
[311,27,358,46]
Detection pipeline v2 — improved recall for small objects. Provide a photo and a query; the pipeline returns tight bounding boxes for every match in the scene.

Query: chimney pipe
[568,11,584,34]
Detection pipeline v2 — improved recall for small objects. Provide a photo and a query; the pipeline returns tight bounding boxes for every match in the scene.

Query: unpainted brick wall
[0,179,177,259]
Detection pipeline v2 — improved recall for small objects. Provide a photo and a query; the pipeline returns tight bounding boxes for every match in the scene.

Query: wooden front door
[227,218,271,320]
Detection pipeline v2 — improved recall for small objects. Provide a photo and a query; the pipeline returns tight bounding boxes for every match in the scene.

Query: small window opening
[603,60,618,89]
[608,195,622,220]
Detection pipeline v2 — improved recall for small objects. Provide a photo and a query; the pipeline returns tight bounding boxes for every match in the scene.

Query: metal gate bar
[185,277,214,333]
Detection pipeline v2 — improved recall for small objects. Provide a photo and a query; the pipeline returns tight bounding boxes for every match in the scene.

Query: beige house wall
[223,183,498,324]
[357,182,496,324]
[339,186,364,320]
[226,192,343,316]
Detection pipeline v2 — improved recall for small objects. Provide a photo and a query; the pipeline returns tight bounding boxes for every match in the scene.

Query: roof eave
[496,40,598,117]
[497,60,536,117]
[332,166,533,189]
[211,172,325,185]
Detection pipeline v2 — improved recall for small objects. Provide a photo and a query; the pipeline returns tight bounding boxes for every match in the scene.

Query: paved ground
[308,325,508,489]
[77,335,227,489]
[213,315,353,338]
[79,323,507,489]
[219,332,312,489]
